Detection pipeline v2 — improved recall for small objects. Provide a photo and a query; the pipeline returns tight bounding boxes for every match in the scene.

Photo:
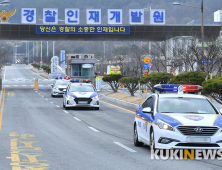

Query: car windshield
[55,81,70,85]
[158,97,217,114]
[69,85,95,92]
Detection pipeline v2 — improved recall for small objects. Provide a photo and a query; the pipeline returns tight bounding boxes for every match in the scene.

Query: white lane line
[88,126,100,132]
[73,117,81,121]
[41,95,44,97]
[45,98,48,100]
[39,85,43,86]
[113,142,137,153]
[63,110,69,114]
[3,67,6,80]
[13,85,18,87]
[56,105,60,107]
[22,85,27,87]
[50,102,53,104]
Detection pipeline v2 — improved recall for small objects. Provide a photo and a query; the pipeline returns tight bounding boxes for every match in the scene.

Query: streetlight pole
[173,1,207,68]
[201,0,204,58]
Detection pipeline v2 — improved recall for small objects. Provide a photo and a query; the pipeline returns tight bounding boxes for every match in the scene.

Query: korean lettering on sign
[129,9,144,25]
[150,9,165,25]
[108,9,122,24]
[21,8,36,24]
[43,8,58,24]
[36,25,130,34]
[86,9,101,24]
[65,8,79,24]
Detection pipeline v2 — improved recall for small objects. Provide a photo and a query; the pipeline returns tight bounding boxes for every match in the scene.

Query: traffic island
[100,92,146,110]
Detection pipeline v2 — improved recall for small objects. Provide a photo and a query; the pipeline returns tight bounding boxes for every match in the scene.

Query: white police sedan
[63,83,99,110]
[134,84,222,150]
[51,79,70,97]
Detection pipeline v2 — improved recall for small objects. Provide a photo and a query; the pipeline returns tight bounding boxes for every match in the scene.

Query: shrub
[102,74,124,92]
[119,77,140,96]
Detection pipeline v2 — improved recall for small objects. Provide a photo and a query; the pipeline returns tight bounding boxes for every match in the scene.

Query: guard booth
[66,54,96,84]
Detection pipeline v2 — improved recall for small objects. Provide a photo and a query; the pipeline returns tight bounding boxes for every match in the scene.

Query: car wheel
[63,101,65,108]
[95,107,99,110]
[150,130,156,151]
[51,94,54,97]
[134,124,143,146]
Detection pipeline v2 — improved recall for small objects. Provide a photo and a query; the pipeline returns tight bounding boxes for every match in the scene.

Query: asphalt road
[0,64,222,170]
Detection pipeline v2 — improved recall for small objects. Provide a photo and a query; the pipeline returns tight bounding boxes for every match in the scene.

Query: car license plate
[78,101,88,104]
[186,137,211,143]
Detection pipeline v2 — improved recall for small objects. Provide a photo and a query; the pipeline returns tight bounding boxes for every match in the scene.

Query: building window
[72,64,81,76]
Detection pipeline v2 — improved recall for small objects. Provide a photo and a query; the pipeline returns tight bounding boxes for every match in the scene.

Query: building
[66,53,97,84]
[214,10,222,22]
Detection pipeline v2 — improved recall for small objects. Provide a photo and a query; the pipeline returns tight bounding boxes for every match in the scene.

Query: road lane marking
[114,142,137,152]
[50,102,53,104]
[0,89,3,104]
[3,67,6,80]
[63,110,69,114]
[7,132,50,169]
[22,85,26,87]
[101,101,135,114]
[73,117,81,121]
[0,88,5,131]
[39,85,43,86]
[41,95,44,97]
[56,105,60,107]
[7,92,15,96]
[89,126,100,132]
[45,98,48,100]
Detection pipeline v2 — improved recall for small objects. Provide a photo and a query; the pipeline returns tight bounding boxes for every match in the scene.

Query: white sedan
[51,80,70,97]
[63,83,99,110]
[134,84,222,150]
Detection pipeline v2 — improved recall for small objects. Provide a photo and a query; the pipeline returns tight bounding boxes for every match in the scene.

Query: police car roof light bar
[64,76,70,80]
[154,84,179,92]
[154,84,203,93]
[56,76,63,79]
[82,79,90,83]
[70,79,80,83]
[181,85,203,93]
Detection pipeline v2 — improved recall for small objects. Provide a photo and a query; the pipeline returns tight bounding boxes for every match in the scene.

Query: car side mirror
[51,84,53,86]
[63,89,67,92]
[142,107,152,113]
[220,109,222,114]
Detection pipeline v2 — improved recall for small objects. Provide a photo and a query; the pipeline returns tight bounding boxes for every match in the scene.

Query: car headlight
[157,119,174,131]
[92,95,99,99]
[67,95,74,99]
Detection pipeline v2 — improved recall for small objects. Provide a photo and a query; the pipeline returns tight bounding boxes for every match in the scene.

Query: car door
[142,96,156,144]
[136,97,152,142]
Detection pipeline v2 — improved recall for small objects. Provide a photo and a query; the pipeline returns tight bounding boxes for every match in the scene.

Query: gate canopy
[0,24,220,41]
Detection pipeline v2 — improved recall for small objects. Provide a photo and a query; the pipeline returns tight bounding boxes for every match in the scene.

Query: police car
[134,84,222,150]
[51,78,71,97]
[63,81,99,110]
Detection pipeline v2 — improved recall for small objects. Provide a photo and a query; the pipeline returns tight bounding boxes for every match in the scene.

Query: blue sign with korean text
[21,8,36,24]
[65,9,79,24]
[108,9,122,24]
[36,25,130,34]
[150,9,165,25]
[143,64,150,70]
[129,9,144,25]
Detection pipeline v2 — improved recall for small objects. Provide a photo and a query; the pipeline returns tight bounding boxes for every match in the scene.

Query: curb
[39,74,49,79]
[100,94,139,110]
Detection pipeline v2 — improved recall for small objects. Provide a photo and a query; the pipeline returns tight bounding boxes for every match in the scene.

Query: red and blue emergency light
[154,84,203,93]
[70,79,80,83]
[56,76,63,79]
